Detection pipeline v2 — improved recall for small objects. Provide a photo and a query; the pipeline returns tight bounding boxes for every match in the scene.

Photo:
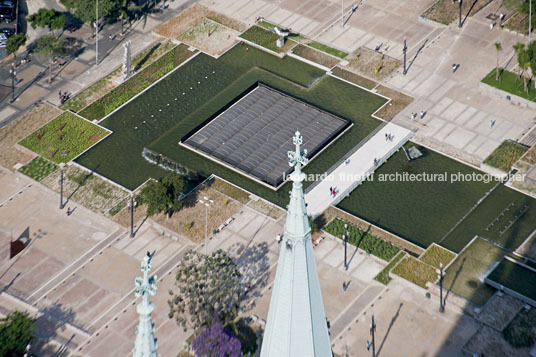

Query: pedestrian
[410,112,414,121]
[366,340,371,351]
[108,34,113,41]
[489,120,495,128]
[452,64,457,72]
[374,158,378,166]
[66,207,71,216]
[135,12,139,21]
[420,111,424,119]
[58,90,62,99]
[489,22,494,30]
[342,281,346,292]
[385,133,389,141]
[329,186,333,196]
[276,234,282,244]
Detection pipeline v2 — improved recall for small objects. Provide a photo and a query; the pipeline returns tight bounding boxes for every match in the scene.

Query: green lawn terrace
[337,145,536,253]
[75,44,387,204]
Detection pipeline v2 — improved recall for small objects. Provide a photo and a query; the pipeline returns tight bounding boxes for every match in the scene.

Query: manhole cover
[467,280,478,288]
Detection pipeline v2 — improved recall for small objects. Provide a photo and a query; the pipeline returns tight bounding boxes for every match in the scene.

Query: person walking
[420,111,424,119]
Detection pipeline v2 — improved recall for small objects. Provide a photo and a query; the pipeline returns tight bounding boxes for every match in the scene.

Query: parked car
[0,32,8,47]
[0,7,14,22]
[0,27,14,37]
[0,0,15,9]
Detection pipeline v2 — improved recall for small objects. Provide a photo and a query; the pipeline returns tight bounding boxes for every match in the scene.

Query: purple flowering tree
[192,322,242,357]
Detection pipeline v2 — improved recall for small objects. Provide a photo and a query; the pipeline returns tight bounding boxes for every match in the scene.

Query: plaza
[0,0,536,356]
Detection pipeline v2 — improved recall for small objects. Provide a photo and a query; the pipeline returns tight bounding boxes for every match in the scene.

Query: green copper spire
[133,253,158,357]
[261,131,332,357]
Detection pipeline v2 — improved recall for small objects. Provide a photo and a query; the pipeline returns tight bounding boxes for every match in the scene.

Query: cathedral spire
[261,131,332,357]
[133,253,158,357]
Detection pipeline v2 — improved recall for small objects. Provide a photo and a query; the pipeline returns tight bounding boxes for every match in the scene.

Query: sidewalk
[0,0,192,129]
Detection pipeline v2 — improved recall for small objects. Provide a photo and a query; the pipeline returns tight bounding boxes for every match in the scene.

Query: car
[0,7,14,22]
[0,0,15,9]
[0,32,7,47]
[0,27,14,37]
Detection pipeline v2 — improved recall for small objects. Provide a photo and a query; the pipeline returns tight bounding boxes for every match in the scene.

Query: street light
[439,262,445,313]
[129,192,135,237]
[59,163,65,209]
[402,38,407,75]
[343,223,348,270]
[9,62,16,103]
[199,196,214,256]
[370,312,376,357]
[458,0,462,28]
[95,0,99,66]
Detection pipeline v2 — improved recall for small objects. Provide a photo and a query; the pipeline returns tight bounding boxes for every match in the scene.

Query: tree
[34,35,66,84]
[60,0,118,23]
[27,8,66,32]
[138,172,186,217]
[517,45,531,94]
[494,42,502,81]
[168,249,242,332]
[117,0,141,35]
[6,33,27,62]
[0,311,34,356]
[192,322,242,357]
[513,42,526,82]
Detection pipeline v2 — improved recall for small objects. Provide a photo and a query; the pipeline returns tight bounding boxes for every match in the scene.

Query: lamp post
[130,192,135,237]
[370,312,376,357]
[403,38,407,75]
[199,196,214,256]
[59,163,65,209]
[9,62,16,103]
[530,0,532,42]
[344,223,348,270]
[458,0,462,28]
[95,0,99,66]
[439,262,444,313]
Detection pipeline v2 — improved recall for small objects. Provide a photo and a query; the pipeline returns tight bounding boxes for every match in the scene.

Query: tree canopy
[60,0,118,23]
[192,322,242,357]
[6,33,27,60]
[27,8,66,32]
[168,249,242,332]
[0,311,34,356]
[138,173,186,217]
[35,35,67,84]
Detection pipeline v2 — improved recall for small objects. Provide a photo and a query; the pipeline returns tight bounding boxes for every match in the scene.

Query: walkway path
[305,122,413,218]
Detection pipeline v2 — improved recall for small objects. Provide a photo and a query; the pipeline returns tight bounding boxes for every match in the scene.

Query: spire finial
[288,131,308,175]
[133,254,158,357]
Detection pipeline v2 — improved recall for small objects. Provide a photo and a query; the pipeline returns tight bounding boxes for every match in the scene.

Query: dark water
[75,44,385,201]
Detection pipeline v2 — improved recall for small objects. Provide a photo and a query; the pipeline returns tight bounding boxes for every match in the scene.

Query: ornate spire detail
[133,253,158,357]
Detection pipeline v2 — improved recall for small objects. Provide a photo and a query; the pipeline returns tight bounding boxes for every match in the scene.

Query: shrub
[392,256,437,289]
[18,156,57,181]
[483,140,528,172]
[419,244,456,269]
[324,218,400,261]
[374,251,405,284]
[18,112,108,163]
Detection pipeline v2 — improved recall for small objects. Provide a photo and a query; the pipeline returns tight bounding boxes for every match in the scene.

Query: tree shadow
[31,302,76,356]
[377,302,403,356]
[229,242,270,310]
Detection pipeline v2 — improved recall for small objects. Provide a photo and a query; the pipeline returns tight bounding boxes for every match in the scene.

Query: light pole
[199,196,214,256]
[458,0,462,28]
[130,192,135,237]
[96,0,99,66]
[370,312,376,357]
[59,163,65,209]
[344,223,348,270]
[403,38,407,75]
[439,262,444,313]
[9,62,16,103]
